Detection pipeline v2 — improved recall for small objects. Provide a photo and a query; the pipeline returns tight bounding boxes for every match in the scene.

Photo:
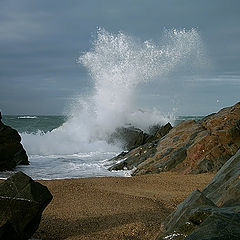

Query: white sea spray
[21,28,204,156]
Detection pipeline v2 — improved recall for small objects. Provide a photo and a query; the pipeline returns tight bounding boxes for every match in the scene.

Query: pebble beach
[31,172,214,240]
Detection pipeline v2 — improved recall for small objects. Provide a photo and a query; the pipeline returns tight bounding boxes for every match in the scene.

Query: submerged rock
[109,102,240,176]
[0,172,53,240]
[0,119,29,171]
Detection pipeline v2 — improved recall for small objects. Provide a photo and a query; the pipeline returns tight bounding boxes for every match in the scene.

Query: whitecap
[18,116,38,119]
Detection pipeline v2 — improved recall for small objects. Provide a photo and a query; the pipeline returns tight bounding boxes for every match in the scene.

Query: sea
[0,115,202,180]
[1,28,205,179]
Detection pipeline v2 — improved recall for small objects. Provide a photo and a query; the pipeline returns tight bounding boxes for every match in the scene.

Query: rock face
[158,207,240,240]
[0,120,29,171]
[161,190,217,234]
[202,148,240,208]
[108,126,150,151]
[108,123,173,151]
[0,172,53,240]
[109,102,240,176]
[108,123,173,170]
[157,149,240,240]
[108,140,159,171]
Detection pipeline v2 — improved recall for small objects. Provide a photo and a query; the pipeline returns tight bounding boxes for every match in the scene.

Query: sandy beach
[31,172,213,240]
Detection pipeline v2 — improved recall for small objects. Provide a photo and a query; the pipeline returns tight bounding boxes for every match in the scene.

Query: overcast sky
[1,0,240,115]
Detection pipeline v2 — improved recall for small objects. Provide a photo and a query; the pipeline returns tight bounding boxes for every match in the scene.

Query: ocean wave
[18,116,38,119]
[21,28,204,156]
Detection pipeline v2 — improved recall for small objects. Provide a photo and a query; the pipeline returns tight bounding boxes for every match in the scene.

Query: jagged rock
[108,140,159,171]
[109,102,240,176]
[0,120,29,171]
[158,207,240,240]
[157,146,240,240]
[0,172,53,240]
[202,148,240,207]
[157,207,214,240]
[185,210,240,240]
[108,126,150,151]
[161,190,217,233]
[108,123,173,151]
[108,123,172,171]
[147,122,173,142]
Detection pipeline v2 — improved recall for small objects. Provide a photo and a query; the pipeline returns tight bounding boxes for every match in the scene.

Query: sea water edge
[0,115,203,180]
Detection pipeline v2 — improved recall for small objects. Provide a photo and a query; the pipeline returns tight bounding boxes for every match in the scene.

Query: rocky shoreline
[109,102,240,176]
[108,102,240,239]
[0,102,240,239]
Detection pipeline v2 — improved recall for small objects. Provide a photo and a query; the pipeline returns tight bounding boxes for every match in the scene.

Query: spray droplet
[22,28,205,155]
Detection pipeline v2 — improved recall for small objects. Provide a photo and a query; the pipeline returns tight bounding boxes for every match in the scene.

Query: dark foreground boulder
[0,172,53,240]
[109,102,240,176]
[0,120,29,171]
[157,148,240,240]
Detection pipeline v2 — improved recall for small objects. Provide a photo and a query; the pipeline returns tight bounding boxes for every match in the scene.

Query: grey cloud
[0,0,240,114]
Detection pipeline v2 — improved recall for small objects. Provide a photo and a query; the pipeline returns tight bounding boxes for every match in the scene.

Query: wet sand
[33,172,213,240]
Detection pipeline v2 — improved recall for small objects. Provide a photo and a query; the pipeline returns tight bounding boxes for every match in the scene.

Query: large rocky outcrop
[0,119,29,171]
[109,102,240,176]
[157,149,240,240]
[0,172,53,240]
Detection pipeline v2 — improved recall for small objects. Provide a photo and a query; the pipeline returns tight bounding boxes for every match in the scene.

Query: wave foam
[22,28,204,156]
[18,116,37,119]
